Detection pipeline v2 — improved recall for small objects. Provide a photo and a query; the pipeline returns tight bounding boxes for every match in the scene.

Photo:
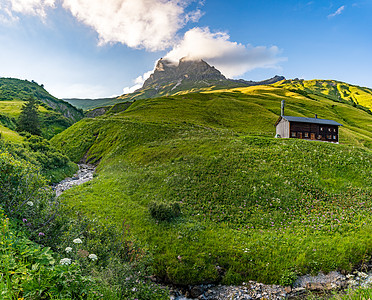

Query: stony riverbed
[53,164,95,197]
[169,269,372,299]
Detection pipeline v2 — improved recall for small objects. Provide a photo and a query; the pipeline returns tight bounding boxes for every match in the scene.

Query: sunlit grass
[0,124,23,143]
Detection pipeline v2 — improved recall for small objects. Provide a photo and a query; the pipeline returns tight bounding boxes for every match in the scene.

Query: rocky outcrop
[85,106,111,118]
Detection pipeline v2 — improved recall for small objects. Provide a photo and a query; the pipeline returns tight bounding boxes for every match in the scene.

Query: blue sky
[0,0,371,98]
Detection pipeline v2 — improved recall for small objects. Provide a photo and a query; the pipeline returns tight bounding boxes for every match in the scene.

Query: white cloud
[9,0,55,18]
[164,27,285,78]
[123,70,153,94]
[62,0,200,51]
[328,5,345,18]
[3,0,202,51]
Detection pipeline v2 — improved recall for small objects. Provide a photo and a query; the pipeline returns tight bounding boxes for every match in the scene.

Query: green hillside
[51,86,372,286]
[274,79,372,112]
[0,78,84,139]
[0,78,83,121]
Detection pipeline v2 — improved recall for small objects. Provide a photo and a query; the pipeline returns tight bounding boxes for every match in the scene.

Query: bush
[149,201,181,222]
[279,269,298,286]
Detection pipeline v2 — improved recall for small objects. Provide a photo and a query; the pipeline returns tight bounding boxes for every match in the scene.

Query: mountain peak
[143,57,226,89]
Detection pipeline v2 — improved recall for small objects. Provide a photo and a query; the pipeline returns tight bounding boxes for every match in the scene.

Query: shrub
[148,201,181,222]
[279,269,298,286]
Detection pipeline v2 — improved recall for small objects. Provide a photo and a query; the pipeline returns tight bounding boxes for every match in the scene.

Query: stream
[53,164,95,197]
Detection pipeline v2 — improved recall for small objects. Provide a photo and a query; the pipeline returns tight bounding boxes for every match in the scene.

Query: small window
[320,127,324,131]
[333,128,336,133]
[327,135,332,139]
[304,132,309,138]
[318,135,322,139]
[333,135,337,140]
[291,132,296,137]
[328,128,332,132]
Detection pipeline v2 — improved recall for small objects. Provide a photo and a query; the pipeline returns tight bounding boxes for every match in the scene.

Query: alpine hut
[275,100,343,143]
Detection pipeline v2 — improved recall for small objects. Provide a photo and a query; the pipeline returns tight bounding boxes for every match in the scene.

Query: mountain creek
[53,165,372,299]
[53,164,95,197]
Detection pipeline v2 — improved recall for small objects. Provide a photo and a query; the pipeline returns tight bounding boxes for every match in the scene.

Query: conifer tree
[17,97,42,136]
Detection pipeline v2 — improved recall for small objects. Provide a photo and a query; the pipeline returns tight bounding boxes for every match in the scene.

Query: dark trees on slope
[17,97,41,136]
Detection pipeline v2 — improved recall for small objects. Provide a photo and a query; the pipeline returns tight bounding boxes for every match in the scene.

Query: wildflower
[38,232,45,236]
[22,218,27,223]
[65,247,72,253]
[73,238,82,244]
[26,201,33,207]
[88,254,98,261]
[60,258,71,265]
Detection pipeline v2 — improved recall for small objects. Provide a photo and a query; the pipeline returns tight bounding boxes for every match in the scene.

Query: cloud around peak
[164,27,285,78]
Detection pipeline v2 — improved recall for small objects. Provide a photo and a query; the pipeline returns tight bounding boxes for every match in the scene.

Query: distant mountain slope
[0,78,84,138]
[274,79,372,112]
[0,78,83,122]
[63,97,117,110]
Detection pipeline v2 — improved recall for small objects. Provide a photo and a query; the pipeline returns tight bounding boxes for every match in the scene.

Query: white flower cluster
[26,201,34,207]
[65,247,72,253]
[88,254,98,261]
[60,258,71,265]
[73,238,82,244]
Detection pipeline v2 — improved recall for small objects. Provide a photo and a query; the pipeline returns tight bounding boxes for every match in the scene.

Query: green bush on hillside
[1,134,77,183]
[149,201,181,222]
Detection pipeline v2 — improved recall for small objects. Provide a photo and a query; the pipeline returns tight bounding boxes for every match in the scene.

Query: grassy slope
[0,124,23,143]
[51,86,372,285]
[274,79,372,111]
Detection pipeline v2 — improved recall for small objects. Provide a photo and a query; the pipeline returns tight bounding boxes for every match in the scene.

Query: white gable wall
[276,118,290,138]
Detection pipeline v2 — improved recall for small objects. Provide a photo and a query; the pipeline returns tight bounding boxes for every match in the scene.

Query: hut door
[298,132,302,139]
[311,133,315,140]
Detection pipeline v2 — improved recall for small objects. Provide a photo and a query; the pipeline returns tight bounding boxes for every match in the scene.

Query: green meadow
[51,86,372,285]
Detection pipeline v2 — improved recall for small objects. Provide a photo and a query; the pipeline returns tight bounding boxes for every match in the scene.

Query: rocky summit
[143,57,227,89]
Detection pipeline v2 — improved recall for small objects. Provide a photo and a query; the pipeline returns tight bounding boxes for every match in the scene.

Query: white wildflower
[60,258,71,265]
[26,201,34,207]
[88,254,98,261]
[73,238,82,244]
[65,247,72,253]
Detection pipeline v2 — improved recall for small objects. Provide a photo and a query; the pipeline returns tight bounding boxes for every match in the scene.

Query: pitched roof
[275,116,343,126]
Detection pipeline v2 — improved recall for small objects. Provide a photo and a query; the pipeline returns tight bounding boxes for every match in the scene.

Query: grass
[51,85,372,286]
[0,124,23,143]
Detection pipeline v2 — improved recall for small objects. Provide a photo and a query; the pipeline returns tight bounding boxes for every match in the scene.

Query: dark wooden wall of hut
[289,122,339,142]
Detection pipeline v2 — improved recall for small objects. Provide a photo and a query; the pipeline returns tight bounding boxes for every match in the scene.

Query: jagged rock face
[143,57,226,88]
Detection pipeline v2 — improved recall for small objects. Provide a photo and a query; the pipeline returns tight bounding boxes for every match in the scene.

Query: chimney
[315,114,318,119]
[281,100,285,116]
